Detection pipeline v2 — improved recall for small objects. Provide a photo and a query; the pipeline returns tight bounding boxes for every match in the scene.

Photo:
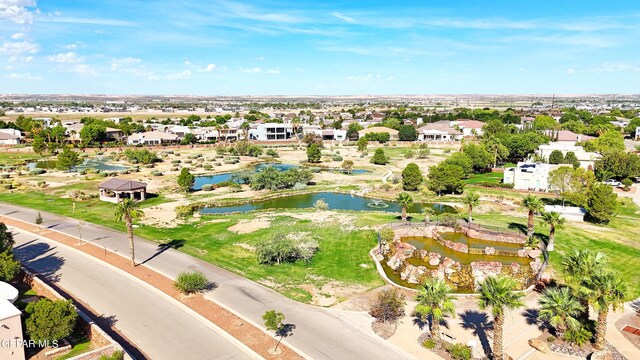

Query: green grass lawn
[464,172,504,184]
[473,201,640,298]
[55,338,92,360]
[0,152,43,166]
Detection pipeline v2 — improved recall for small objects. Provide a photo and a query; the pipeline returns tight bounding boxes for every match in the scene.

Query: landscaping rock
[590,349,613,360]
[484,246,495,255]
[511,262,520,273]
[429,257,440,266]
[471,261,502,286]
[386,254,403,271]
[528,338,549,354]
[528,249,542,258]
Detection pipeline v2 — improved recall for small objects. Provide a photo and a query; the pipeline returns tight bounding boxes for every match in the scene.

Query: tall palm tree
[561,249,607,319]
[396,192,414,221]
[581,269,627,350]
[240,121,251,140]
[538,287,582,339]
[521,195,543,238]
[415,278,456,342]
[114,198,143,267]
[462,192,480,225]
[541,211,565,251]
[422,207,435,224]
[477,275,525,360]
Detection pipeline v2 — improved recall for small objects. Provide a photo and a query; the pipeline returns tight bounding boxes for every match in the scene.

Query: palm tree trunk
[594,309,608,350]
[126,215,136,267]
[527,210,534,237]
[431,316,441,342]
[493,314,504,360]
[402,206,407,221]
[468,206,473,225]
[548,228,555,251]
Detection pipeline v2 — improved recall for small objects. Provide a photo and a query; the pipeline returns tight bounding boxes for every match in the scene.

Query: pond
[199,191,456,214]
[193,163,371,190]
[430,233,524,252]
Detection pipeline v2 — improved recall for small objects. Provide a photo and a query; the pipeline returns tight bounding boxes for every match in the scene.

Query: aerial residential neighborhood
[1,1,640,360]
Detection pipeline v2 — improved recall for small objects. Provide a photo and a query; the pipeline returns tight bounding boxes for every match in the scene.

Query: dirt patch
[228,218,271,234]
[372,320,397,339]
[297,281,371,307]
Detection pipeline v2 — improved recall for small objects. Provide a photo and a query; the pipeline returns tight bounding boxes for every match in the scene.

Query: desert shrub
[379,227,395,243]
[151,171,163,176]
[213,162,222,166]
[547,335,556,343]
[201,184,213,191]
[439,213,460,229]
[404,149,415,159]
[228,182,242,192]
[446,343,471,360]
[314,199,329,210]
[98,350,124,360]
[292,182,307,191]
[124,149,158,164]
[332,154,343,161]
[368,288,405,324]
[266,149,279,158]
[255,234,319,264]
[203,164,213,171]
[174,271,210,294]
[29,168,46,175]
[171,159,181,164]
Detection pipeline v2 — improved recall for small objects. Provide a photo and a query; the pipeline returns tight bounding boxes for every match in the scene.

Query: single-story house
[0,129,22,145]
[417,121,462,141]
[357,127,399,140]
[545,130,594,145]
[127,131,180,145]
[99,178,147,203]
[302,125,347,141]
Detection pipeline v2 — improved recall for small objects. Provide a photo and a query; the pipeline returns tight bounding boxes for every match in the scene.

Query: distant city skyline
[1,0,639,95]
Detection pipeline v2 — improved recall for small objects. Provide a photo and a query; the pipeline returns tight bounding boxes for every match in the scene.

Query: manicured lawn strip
[55,339,92,360]
[473,212,640,298]
[464,172,504,184]
[0,152,43,166]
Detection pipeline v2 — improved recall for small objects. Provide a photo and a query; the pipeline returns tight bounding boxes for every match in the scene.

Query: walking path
[1,202,414,360]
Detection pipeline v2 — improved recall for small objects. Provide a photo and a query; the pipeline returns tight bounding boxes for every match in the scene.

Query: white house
[417,121,462,141]
[249,123,294,141]
[302,125,347,141]
[0,282,25,360]
[536,142,601,169]
[503,162,561,191]
[544,205,586,222]
[451,119,484,137]
[127,131,180,145]
[0,129,22,145]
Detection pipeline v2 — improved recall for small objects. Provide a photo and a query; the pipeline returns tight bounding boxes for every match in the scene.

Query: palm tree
[521,195,543,238]
[415,278,456,342]
[114,198,143,267]
[541,211,565,251]
[240,121,251,140]
[462,192,480,225]
[422,207,435,224]
[561,249,607,319]
[581,269,627,350]
[396,192,414,221]
[477,275,525,360]
[538,287,582,339]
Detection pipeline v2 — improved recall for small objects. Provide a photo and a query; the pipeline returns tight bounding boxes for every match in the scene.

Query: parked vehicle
[603,179,623,187]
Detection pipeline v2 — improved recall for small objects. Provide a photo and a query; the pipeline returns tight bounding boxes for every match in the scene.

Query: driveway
[11,228,253,360]
[1,203,413,360]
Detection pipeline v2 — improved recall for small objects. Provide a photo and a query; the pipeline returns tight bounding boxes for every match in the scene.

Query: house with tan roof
[0,129,22,145]
[451,119,485,136]
[417,121,462,141]
[127,131,179,145]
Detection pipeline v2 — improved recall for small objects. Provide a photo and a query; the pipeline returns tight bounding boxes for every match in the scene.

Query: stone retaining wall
[19,269,128,359]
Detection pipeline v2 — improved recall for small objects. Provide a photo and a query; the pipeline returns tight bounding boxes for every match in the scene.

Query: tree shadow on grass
[460,310,493,359]
[507,222,528,235]
[140,239,186,265]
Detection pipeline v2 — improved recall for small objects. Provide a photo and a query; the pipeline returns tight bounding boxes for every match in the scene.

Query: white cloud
[0,0,36,24]
[266,68,281,74]
[65,43,78,50]
[331,12,356,23]
[242,67,262,74]
[72,64,97,76]
[40,15,138,27]
[203,64,216,72]
[110,57,142,70]
[591,62,640,73]
[566,68,575,75]
[11,32,25,39]
[47,52,84,63]
[0,40,40,54]
[8,72,42,80]
[8,55,33,62]
[164,70,192,80]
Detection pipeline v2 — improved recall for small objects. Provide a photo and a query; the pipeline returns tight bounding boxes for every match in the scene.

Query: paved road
[10,228,253,360]
[1,203,413,360]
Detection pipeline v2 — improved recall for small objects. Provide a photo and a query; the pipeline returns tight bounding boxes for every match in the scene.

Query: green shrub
[547,335,556,343]
[124,149,158,164]
[201,184,213,191]
[422,338,436,349]
[98,350,124,360]
[174,271,210,294]
[25,299,78,342]
[203,164,213,171]
[332,154,343,162]
[255,234,319,264]
[446,343,471,360]
[151,171,163,176]
[29,168,46,175]
[379,227,395,243]
[564,327,592,346]
[266,149,279,158]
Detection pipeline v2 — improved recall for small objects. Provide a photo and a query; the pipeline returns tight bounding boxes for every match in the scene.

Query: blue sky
[1,0,639,95]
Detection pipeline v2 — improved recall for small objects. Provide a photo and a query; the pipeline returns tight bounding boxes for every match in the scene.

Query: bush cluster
[256,234,319,264]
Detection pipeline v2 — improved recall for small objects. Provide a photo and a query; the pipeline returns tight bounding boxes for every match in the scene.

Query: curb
[7,222,265,360]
